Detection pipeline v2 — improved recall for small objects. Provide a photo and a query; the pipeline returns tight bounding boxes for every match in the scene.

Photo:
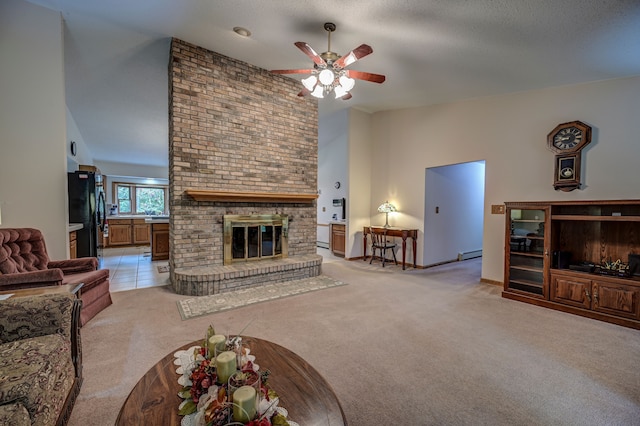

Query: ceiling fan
[271,22,386,100]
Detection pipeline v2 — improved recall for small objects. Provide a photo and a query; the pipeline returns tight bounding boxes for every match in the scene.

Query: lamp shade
[377,201,397,213]
[301,75,318,91]
[318,69,335,85]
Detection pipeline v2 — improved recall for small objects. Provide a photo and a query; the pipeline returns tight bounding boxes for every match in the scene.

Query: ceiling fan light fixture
[270,22,385,101]
[301,75,318,91]
[339,75,355,91]
[333,84,348,99]
[318,69,335,86]
[310,85,325,98]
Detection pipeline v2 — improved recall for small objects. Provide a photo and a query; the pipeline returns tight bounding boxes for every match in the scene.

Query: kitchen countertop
[107,215,169,220]
[144,218,169,224]
[68,223,83,232]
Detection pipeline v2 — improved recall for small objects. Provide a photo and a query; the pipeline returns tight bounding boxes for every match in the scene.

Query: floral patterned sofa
[0,228,112,325]
[0,293,82,425]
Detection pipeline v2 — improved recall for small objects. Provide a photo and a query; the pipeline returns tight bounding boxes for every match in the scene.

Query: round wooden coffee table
[116,336,347,425]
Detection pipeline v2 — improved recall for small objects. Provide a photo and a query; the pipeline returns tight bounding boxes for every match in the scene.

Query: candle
[232,385,257,422]
[208,334,226,357]
[215,351,237,385]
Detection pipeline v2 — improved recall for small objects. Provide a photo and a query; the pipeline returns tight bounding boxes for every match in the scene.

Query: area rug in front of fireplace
[177,275,347,320]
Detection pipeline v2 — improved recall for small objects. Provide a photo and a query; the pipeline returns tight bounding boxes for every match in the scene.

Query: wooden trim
[502,290,640,330]
[185,189,318,203]
[481,278,503,286]
[551,214,640,222]
[507,199,640,206]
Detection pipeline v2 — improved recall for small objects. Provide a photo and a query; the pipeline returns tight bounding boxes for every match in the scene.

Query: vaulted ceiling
[27,0,640,169]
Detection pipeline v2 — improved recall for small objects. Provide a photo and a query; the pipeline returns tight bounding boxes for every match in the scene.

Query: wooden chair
[369,227,398,267]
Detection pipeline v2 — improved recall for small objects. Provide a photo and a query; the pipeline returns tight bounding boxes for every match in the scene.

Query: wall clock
[70,141,77,157]
[334,181,341,189]
[547,121,592,192]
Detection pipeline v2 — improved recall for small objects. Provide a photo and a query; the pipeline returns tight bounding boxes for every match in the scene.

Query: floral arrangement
[175,325,297,426]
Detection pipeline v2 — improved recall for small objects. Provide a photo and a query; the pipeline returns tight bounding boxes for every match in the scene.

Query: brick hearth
[168,38,321,296]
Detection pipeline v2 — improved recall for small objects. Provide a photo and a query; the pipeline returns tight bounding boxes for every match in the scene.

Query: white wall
[95,160,169,181]
[317,109,349,246]
[424,161,485,266]
[66,106,94,172]
[368,76,640,282]
[0,0,68,259]
[347,108,373,258]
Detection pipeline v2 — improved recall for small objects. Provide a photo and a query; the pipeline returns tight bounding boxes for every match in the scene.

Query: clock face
[553,127,583,150]
[547,120,591,154]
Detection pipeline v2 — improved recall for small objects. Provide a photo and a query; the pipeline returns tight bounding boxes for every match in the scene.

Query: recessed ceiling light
[233,27,251,37]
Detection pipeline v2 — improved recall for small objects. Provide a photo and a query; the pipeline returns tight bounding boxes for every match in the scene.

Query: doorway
[423,161,486,267]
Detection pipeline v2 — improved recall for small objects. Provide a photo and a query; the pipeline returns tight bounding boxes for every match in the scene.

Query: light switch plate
[491,204,505,214]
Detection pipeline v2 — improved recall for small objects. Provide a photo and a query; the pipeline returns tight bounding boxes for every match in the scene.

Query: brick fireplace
[168,39,321,296]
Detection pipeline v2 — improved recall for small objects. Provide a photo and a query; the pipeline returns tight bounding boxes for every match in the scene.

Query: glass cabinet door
[505,206,549,298]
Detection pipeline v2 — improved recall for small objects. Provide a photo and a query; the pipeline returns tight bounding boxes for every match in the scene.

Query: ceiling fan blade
[340,92,352,100]
[294,42,326,66]
[345,69,386,84]
[297,88,311,97]
[333,44,373,69]
[270,69,314,75]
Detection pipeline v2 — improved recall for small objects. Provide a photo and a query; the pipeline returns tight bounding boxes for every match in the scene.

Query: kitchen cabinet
[151,223,169,260]
[133,219,150,244]
[106,218,152,247]
[504,200,640,329]
[330,223,346,257]
[107,219,133,246]
[69,231,77,259]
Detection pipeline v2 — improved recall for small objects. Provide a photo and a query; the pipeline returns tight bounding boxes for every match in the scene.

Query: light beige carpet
[68,255,640,426]
[176,275,347,320]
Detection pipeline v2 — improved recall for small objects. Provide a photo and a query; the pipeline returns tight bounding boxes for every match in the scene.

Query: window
[114,183,167,215]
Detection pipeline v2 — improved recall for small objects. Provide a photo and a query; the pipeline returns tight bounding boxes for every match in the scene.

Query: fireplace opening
[224,215,288,265]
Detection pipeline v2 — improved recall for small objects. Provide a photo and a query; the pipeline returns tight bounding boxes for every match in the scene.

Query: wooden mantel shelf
[185,189,318,203]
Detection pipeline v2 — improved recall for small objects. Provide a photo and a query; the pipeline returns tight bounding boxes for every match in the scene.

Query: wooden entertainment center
[503,200,640,329]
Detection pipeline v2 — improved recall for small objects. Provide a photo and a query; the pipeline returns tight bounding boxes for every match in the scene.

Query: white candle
[232,385,257,422]
[215,351,237,385]
[208,334,226,357]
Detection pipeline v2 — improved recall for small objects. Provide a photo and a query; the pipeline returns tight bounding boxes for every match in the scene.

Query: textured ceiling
[27,0,640,169]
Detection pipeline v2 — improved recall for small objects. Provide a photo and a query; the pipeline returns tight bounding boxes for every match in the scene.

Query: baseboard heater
[317,241,329,249]
[458,249,482,261]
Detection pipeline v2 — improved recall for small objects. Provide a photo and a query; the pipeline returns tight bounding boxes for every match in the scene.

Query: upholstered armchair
[0,228,112,325]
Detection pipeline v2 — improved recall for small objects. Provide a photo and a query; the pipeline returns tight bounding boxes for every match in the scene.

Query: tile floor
[101,246,169,292]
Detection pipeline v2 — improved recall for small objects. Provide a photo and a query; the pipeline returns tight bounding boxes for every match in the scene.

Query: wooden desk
[363,226,418,270]
[116,336,347,425]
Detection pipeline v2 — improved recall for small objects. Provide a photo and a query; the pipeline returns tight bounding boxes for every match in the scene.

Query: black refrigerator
[68,171,106,259]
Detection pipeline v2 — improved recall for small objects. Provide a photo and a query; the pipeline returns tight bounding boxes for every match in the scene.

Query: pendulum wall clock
[546,120,592,192]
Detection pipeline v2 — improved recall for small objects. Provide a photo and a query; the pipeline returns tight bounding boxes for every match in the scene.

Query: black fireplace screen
[231,224,283,260]
[224,215,288,265]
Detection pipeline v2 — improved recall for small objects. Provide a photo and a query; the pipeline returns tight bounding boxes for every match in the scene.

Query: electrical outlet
[491,204,505,214]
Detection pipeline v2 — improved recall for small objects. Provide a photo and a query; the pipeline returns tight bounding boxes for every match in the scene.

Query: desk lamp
[377,201,397,228]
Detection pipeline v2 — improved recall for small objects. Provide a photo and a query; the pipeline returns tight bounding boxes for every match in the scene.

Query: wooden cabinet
[133,219,150,244]
[106,218,151,247]
[69,231,77,259]
[551,270,640,320]
[108,219,133,246]
[330,223,345,257]
[504,200,640,329]
[151,223,169,260]
[504,204,549,298]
